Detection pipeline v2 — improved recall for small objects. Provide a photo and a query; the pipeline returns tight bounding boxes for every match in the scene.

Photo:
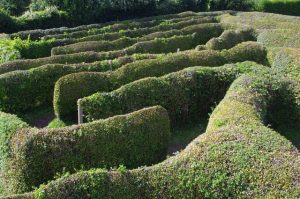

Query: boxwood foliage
[0,51,102,75]
[0,54,159,113]
[0,112,29,196]
[16,69,299,199]
[206,27,256,50]
[5,106,170,194]
[47,15,216,41]
[81,61,265,124]
[51,23,222,55]
[54,41,267,119]
[10,11,203,40]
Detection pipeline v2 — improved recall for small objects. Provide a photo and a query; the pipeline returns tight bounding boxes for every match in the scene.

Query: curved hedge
[5,106,170,194]
[10,11,202,40]
[51,22,222,55]
[0,54,159,113]
[0,51,101,75]
[14,69,298,199]
[206,28,256,50]
[0,112,29,195]
[81,61,265,123]
[47,15,216,41]
[54,41,267,119]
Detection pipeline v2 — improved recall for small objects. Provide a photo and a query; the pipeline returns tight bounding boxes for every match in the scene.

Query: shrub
[80,62,263,123]
[5,106,170,194]
[209,0,255,11]
[255,0,300,16]
[0,0,31,16]
[25,68,300,199]
[0,112,29,195]
[206,28,256,50]
[54,42,267,119]
[0,9,18,33]
[0,54,158,113]
[51,37,138,55]
[16,7,70,31]
[0,51,101,75]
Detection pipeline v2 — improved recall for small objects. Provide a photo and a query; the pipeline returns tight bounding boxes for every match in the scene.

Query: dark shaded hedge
[9,11,204,40]
[0,51,101,75]
[5,106,170,194]
[54,41,267,119]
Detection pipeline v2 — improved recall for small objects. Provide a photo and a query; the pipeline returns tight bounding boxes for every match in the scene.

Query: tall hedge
[5,106,170,194]
[54,41,267,119]
[20,67,300,199]
[80,61,264,124]
[0,112,29,196]
[0,54,158,113]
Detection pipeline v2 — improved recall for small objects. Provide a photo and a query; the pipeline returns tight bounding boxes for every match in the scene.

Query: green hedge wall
[21,67,300,199]
[0,51,102,75]
[46,15,215,41]
[81,61,263,124]
[54,41,267,119]
[5,106,170,194]
[0,54,158,113]
[10,11,203,40]
[0,112,29,196]
[206,28,256,50]
[51,22,222,55]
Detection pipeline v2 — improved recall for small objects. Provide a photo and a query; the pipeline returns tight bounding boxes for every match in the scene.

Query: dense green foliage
[5,106,170,194]
[54,41,266,119]
[0,10,300,199]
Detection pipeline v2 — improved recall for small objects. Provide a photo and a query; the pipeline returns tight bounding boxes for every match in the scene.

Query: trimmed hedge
[47,15,216,41]
[10,11,202,40]
[52,37,138,55]
[0,54,159,113]
[51,22,222,55]
[80,61,264,123]
[18,68,300,199]
[0,51,101,75]
[0,112,29,196]
[206,28,256,50]
[5,106,170,194]
[54,41,267,119]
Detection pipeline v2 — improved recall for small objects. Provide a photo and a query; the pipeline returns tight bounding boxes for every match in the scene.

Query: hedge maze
[0,11,299,198]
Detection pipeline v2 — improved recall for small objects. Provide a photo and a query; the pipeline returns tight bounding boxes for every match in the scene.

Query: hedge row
[18,66,300,199]
[10,11,203,40]
[51,23,223,55]
[0,54,159,113]
[54,41,267,119]
[81,61,264,123]
[0,24,222,74]
[4,106,170,194]
[0,51,101,75]
[206,27,256,50]
[0,112,29,196]
[46,15,215,41]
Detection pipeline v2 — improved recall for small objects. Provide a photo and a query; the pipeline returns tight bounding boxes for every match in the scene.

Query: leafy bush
[0,112,29,195]
[5,106,170,194]
[254,0,300,16]
[209,0,255,11]
[0,9,18,33]
[54,41,267,119]
[0,0,31,16]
